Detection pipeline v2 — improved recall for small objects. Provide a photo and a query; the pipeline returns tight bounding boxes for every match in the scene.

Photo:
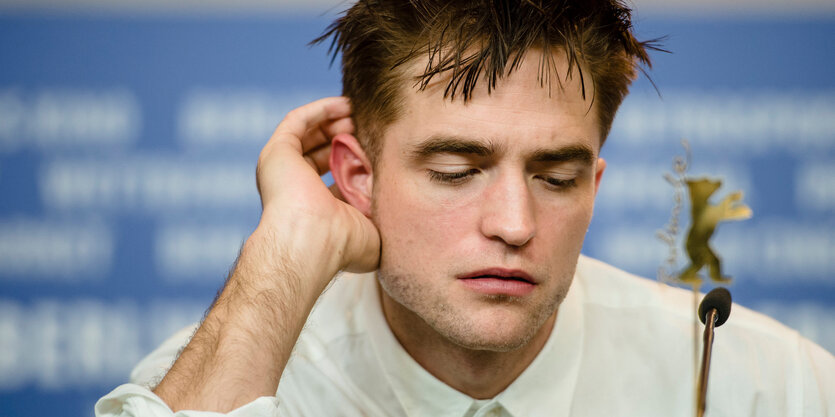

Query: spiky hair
[314,0,660,162]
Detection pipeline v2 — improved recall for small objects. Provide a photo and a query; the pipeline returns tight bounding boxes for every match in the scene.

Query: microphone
[699,287,732,327]
[696,287,732,417]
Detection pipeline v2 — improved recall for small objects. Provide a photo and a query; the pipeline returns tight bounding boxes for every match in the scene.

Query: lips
[457,268,536,284]
[457,268,537,297]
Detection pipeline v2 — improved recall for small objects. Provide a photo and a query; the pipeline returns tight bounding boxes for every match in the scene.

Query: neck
[378,281,557,399]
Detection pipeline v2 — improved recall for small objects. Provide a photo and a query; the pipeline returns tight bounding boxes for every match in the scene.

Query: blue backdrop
[0,12,833,417]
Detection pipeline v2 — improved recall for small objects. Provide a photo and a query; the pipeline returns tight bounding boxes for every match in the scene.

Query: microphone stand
[696,308,718,417]
[694,287,731,417]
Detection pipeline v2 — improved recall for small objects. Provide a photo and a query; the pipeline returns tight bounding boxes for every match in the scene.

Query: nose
[479,171,536,247]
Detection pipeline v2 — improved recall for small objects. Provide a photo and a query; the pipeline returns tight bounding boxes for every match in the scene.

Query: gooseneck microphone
[696,287,732,417]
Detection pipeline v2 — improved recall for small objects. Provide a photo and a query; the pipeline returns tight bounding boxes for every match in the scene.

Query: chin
[377,266,562,353]
[445,330,534,353]
[431,305,555,352]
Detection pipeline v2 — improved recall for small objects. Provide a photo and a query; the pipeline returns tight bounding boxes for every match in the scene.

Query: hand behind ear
[255,97,380,274]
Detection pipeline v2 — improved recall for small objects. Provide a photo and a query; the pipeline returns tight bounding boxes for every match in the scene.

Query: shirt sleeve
[95,324,280,417]
[94,383,280,417]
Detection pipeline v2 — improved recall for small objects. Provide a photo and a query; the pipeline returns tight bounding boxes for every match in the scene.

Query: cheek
[549,197,594,231]
[531,196,595,256]
[374,182,480,262]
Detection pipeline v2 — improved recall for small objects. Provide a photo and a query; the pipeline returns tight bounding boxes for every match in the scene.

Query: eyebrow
[528,145,596,165]
[410,135,498,158]
[409,135,596,166]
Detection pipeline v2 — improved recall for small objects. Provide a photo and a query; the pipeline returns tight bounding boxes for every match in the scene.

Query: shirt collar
[358,266,586,417]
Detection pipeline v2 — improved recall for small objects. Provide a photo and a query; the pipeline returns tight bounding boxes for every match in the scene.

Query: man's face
[371,50,605,351]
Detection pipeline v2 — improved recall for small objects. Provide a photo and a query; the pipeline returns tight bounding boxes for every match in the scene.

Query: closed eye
[537,175,577,190]
[428,169,480,184]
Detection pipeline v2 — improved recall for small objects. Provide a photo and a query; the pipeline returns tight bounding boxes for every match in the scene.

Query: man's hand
[152,97,380,412]
[255,96,380,274]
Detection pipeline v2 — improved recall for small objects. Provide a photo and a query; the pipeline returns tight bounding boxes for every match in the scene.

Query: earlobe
[593,157,606,197]
[330,134,374,217]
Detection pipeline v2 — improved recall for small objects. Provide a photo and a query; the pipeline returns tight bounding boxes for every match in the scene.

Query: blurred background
[0,0,833,415]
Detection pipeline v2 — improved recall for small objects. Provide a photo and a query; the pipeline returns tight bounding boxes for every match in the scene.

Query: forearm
[152,221,341,412]
[138,96,378,414]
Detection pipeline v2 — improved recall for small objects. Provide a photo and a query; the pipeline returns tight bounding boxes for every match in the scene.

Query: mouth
[458,268,536,283]
[457,268,537,297]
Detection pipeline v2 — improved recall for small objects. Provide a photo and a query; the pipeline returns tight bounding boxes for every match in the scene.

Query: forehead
[379,49,602,160]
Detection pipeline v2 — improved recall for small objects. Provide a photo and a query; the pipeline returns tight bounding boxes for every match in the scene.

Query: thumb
[342,209,381,273]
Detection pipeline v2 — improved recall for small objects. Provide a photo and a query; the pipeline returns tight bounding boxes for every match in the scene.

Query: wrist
[243,211,347,293]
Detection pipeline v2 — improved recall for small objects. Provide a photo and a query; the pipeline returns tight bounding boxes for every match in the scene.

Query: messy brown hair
[314,0,660,165]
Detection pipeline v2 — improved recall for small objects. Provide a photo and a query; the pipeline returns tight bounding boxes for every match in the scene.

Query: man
[97,0,835,416]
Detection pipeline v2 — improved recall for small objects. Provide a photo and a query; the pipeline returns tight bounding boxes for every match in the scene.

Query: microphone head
[699,287,732,327]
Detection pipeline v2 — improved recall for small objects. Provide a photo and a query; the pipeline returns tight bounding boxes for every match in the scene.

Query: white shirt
[96,255,835,417]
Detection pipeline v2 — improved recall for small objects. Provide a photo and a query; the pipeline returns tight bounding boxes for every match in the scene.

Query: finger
[301,125,330,154]
[273,97,351,150]
[301,116,355,154]
[303,144,332,175]
[321,116,355,139]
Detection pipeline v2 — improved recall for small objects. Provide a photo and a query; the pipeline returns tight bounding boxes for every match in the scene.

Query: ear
[330,133,374,217]
[593,157,606,198]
